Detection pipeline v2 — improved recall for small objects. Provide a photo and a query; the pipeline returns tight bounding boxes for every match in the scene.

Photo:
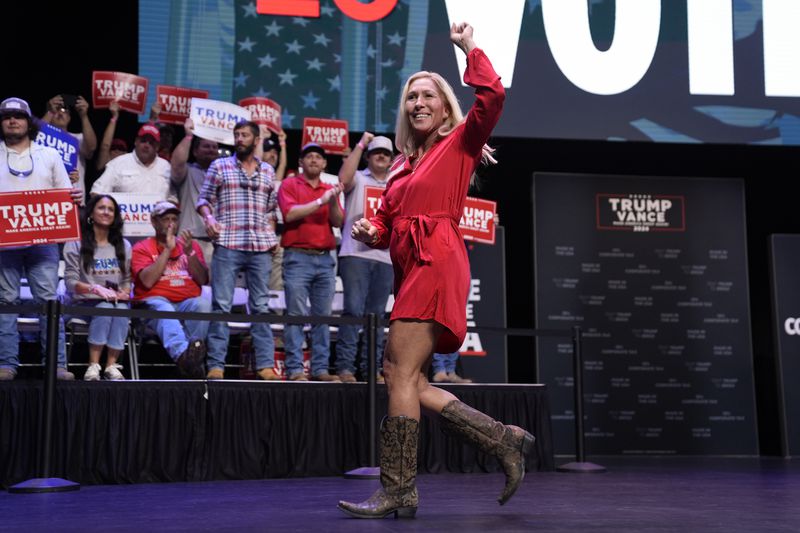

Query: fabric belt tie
[402,213,451,265]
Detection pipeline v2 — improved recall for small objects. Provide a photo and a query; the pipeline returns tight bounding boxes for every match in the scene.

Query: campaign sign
[302,118,349,155]
[190,98,252,146]
[0,190,80,248]
[34,123,79,173]
[156,85,210,125]
[110,193,164,237]
[239,97,282,133]
[92,71,149,114]
[460,197,497,245]
[363,186,383,219]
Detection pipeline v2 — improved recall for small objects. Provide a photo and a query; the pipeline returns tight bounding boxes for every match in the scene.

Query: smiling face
[91,196,116,228]
[405,77,450,143]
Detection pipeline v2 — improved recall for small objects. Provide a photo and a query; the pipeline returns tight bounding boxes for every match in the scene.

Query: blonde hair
[394,71,497,167]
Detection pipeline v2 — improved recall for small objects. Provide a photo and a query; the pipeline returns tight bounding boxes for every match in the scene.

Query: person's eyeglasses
[6,151,34,177]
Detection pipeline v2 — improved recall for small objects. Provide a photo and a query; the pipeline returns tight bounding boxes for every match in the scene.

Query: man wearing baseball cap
[0,97,83,380]
[335,132,395,382]
[130,201,210,378]
[277,142,345,381]
[91,123,171,200]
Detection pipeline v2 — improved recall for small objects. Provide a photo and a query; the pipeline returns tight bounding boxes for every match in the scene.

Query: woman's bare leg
[384,320,444,420]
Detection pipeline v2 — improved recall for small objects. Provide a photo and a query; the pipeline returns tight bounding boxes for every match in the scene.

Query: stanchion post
[344,313,380,479]
[9,299,80,493]
[556,325,606,473]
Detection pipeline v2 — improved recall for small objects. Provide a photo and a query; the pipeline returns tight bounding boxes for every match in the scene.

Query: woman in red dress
[338,22,534,519]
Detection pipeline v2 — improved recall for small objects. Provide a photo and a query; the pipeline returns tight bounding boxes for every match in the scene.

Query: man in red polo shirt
[277,143,344,381]
[131,201,210,378]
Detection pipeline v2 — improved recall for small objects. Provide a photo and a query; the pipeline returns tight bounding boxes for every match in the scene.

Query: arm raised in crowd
[95,101,120,171]
[75,95,97,160]
[339,131,373,194]
[170,118,194,185]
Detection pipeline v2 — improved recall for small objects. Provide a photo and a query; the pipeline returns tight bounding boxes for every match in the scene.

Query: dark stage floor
[2,457,799,532]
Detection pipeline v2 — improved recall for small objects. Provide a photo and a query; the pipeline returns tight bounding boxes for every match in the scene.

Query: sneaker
[312,372,341,382]
[256,368,280,381]
[177,339,206,379]
[206,368,224,380]
[103,364,125,381]
[447,372,472,384]
[57,367,75,381]
[0,368,17,381]
[432,371,450,383]
[84,363,101,381]
[337,371,357,383]
[288,372,308,381]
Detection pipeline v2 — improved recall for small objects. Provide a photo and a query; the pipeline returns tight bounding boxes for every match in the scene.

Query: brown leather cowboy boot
[440,400,535,505]
[337,416,419,519]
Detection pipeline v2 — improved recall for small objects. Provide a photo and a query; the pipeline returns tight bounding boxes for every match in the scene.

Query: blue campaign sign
[34,123,79,173]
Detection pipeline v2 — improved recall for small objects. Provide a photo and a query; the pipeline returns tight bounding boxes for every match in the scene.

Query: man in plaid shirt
[197,120,280,380]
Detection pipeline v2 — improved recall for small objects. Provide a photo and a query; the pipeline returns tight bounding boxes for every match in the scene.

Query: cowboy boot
[338,416,419,519]
[440,400,535,505]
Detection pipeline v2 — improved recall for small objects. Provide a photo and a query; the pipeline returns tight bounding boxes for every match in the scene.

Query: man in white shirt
[0,97,82,381]
[91,124,171,200]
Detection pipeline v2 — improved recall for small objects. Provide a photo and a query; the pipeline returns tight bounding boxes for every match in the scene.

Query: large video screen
[139,0,800,145]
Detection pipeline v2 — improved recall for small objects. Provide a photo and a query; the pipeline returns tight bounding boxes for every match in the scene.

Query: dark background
[6,3,797,456]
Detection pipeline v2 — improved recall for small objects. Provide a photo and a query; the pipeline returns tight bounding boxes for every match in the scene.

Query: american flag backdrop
[232,0,428,134]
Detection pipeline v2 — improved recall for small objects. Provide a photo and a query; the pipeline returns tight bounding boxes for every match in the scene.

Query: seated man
[131,201,210,378]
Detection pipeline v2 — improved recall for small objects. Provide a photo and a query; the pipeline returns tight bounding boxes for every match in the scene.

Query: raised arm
[340,131,374,193]
[451,22,505,156]
[96,101,120,171]
[75,96,97,160]
[170,118,194,185]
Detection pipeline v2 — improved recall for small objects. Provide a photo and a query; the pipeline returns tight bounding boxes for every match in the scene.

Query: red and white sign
[156,85,209,125]
[364,186,384,219]
[302,118,349,155]
[459,197,497,245]
[239,97,282,134]
[0,190,80,248]
[91,71,149,114]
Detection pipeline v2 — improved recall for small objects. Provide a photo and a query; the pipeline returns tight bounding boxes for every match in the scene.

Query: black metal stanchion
[344,313,380,479]
[10,299,80,493]
[557,325,606,473]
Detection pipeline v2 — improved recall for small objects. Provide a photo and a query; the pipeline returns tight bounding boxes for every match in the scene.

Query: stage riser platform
[0,381,553,488]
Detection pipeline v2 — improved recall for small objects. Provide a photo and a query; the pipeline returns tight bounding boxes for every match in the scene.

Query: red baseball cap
[137,124,161,142]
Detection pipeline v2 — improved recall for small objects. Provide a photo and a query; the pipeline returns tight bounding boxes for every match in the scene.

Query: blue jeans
[432,352,459,374]
[283,250,335,377]
[335,256,393,375]
[83,301,130,350]
[207,246,274,371]
[142,296,211,361]
[0,245,66,370]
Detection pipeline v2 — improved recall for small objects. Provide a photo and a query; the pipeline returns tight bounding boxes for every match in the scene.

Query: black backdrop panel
[461,227,508,383]
[769,234,800,456]
[534,173,757,455]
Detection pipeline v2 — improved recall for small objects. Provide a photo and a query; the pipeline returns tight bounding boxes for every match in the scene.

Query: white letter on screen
[541,0,661,95]
[444,0,525,88]
[763,0,800,97]
[687,0,734,95]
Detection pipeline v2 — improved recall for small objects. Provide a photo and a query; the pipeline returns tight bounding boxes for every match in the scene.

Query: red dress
[368,48,505,352]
